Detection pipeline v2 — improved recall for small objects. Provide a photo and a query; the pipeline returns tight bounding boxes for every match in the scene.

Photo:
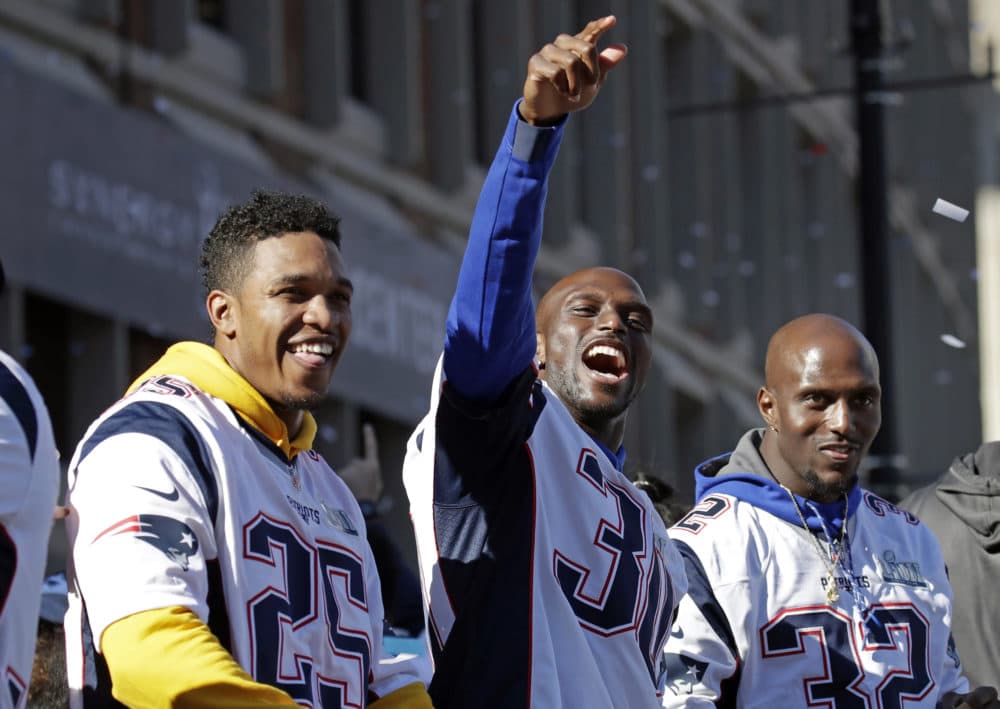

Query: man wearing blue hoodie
[661,313,998,708]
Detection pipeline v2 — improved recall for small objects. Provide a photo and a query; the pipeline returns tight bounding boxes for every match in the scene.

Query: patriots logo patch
[94,514,199,571]
[663,653,708,696]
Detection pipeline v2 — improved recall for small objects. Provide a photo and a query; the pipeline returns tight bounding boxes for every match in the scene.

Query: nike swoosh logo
[135,484,180,502]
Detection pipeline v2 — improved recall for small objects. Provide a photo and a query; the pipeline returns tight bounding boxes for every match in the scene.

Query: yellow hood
[127,341,316,459]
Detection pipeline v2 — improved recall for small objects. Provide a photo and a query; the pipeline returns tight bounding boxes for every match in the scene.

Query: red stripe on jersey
[92,515,142,542]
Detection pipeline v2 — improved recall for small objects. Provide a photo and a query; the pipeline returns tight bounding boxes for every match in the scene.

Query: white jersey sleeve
[0,350,60,709]
[65,400,219,650]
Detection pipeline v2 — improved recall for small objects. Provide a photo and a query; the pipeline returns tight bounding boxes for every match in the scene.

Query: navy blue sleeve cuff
[510,99,568,163]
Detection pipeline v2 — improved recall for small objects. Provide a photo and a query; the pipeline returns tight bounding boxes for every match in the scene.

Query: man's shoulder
[667,493,775,586]
[668,492,759,546]
[0,349,39,401]
[75,375,226,466]
[112,374,228,423]
[856,487,944,554]
[0,350,48,448]
[856,487,923,526]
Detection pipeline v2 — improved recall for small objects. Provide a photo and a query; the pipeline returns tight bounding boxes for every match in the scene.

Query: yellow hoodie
[101,341,431,709]
[126,341,316,458]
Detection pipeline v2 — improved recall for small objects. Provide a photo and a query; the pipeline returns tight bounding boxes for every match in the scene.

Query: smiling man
[402,17,686,709]
[661,313,998,708]
[64,191,431,708]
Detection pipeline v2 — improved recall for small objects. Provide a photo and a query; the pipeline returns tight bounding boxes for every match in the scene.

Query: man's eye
[628,318,649,331]
[276,288,312,302]
[571,306,597,315]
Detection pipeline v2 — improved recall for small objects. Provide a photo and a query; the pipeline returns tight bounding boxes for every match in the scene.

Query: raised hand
[520,15,628,126]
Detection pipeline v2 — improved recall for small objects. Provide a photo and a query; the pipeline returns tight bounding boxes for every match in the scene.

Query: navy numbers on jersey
[553,450,647,636]
[637,546,676,685]
[244,514,372,708]
[762,607,868,708]
[761,604,932,708]
[864,492,919,526]
[554,447,677,681]
[673,495,731,534]
[136,375,198,399]
[864,606,933,705]
[316,543,373,707]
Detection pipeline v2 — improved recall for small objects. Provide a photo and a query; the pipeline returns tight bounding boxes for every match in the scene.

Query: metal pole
[850,0,902,488]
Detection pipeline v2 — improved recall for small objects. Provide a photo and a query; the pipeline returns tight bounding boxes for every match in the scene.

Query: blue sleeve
[443,101,566,402]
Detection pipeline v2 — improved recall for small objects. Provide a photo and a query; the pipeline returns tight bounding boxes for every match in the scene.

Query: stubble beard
[546,364,632,427]
[279,390,326,412]
[802,467,854,503]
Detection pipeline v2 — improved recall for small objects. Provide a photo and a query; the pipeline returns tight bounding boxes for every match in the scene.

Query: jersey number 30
[553,450,674,684]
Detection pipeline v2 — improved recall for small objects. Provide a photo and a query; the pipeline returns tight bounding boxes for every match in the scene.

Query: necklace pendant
[826,576,840,604]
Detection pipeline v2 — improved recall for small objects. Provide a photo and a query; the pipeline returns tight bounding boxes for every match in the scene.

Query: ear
[207,289,237,338]
[535,332,546,370]
[757,386,777,430]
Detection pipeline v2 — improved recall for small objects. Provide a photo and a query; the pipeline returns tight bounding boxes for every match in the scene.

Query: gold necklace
[780,485,849,604]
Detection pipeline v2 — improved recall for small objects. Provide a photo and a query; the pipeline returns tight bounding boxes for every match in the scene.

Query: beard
[278,390,325,412]
[545,364,634,426]
[802,467,855,503]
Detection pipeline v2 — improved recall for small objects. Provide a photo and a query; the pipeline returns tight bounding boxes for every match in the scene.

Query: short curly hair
[200,190,342,294]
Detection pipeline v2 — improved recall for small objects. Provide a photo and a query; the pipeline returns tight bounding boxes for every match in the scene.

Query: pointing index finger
[361,422,379,464]
[576,15,616,44]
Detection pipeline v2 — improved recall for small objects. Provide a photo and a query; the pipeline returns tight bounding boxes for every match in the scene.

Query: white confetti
[932,198,969,223]
[940,334,966,349]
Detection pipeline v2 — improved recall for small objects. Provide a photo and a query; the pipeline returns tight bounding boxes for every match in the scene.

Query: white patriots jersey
[662,491,968,708]
[65,374,430,708]
[404,361,687,708]
[0,351,60,709]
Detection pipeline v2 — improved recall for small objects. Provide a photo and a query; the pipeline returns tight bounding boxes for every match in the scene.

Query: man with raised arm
[403,16,686,709]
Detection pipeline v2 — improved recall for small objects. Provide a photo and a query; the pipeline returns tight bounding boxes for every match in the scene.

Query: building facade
[0,0,984,572]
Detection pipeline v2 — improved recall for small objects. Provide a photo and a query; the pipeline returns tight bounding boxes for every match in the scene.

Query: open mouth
[289,341,335,368]
[582,343,628,383]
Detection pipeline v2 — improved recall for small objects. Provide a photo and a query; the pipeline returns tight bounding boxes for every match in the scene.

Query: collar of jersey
[591,437,626,471]
[693,428,861,534]
[126,341,316,459]
[537,379,627,470]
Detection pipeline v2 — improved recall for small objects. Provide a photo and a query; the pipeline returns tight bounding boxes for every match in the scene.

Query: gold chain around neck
[779,484,849,604]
